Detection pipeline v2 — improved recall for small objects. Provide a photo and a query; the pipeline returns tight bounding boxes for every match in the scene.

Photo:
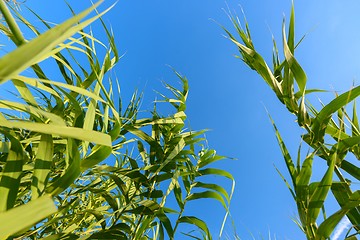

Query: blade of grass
[311,86,360,144]
[0,119,111,146]
[31,134,53,199]
[0,0,104,83]
[0,195,57,239]
[0,132,24,211]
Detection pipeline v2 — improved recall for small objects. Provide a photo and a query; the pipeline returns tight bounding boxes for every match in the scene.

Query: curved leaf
[177,216,211,240]
[311,85,360,144]
[0,195,56,239]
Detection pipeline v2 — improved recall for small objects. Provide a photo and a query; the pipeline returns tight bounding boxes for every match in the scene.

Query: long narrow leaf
[31,134,54,199]
[0,1,104,83]
[311,86,360,143]
[0,132,24,211]
[0,195,57,239]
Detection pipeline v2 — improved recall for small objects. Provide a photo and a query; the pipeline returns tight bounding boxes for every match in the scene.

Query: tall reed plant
[225,3,360,239]
[0,1,234,239]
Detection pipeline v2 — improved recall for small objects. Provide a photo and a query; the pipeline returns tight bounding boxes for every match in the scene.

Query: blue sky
[9,0,360,239]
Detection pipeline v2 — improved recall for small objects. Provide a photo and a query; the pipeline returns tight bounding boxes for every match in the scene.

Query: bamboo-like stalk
[0,0,26,45]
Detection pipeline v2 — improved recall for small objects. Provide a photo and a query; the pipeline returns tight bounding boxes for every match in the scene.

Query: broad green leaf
[80,145,112,171]
[154,138,185,175]
[137,140,147,162]
[0,1,104,83]
[192,182,230,203]
[282,20,307,95]
[296,152,315,187]
[316,209,348,239]
[331,136,360,159]
[287,4,295,53]
[161,171,181,206]
[14,76,106,103]
[123,125,164,160]
[177,216,211,240]
[173,182,185,209]
[121,170,149,186]
[0,119,111,146]
[198,150,225,168]
[307,153,335,224]
[317,190,360,239]
[0,132,24,211]
[157,210,174,239]
[0,195,56,239]
[294,89,327,100]
[88,227,128,239]
[332,182,360,232]
[198,168,234,180]
[0,141,10,152]
[46,139,80,196]
[31,134,53,199]
[82,74,102,152]
[311,85,360,143]
[11,79,37,105]
[229,38,283,99]
[0,100,66,126]
[186,191,227,209]
[325,123,351,141]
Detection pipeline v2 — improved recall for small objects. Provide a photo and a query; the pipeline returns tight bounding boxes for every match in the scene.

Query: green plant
[0,1,233,239]
[226,3,360,240]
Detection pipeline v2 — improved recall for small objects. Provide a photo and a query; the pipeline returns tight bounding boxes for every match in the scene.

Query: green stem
[0,0,26,45]
[0,1,47,80]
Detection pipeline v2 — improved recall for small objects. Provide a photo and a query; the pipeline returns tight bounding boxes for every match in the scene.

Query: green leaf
[11,79,37,105]
[317,190,360,239]
[0,1,105,83]
[198,150,225,168]
[198,168,234,180]
[294,89,327,99]
[269,113,297,184]
[80,145,112,171]
[0,195,57,239]
[307,153,336,224]
[287,4,295,53]
[0,100,66,126]
[192,182,230,203]
[352,101,360,136]
[177,216,211,240]
[123,125,164,160]
[282,19,307,95]
[331,182,360,232]
[331,136,360,160]
[311,85,360,143]
[186,191,227,209]
[296,152,315,187]
[46,139,80,196]
[229,38,283,99]
[173,181,184,210]
[0,131,24,211]
[14,76,106,103]
[157,210,174,239]
[0,119,111,146]
[31,134,53,199]
[154,138,185,175]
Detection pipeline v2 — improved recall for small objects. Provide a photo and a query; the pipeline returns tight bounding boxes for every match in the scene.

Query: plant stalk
[0,0,26,45]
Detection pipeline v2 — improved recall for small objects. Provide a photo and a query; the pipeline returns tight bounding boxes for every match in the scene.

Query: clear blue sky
[10,0,360,239]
